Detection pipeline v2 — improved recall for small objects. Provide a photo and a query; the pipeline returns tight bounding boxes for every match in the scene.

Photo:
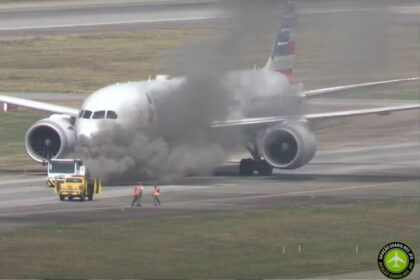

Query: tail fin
[264,0,296,84]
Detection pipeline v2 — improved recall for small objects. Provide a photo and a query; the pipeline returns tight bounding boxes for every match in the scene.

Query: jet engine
[261,121,317,169]
[25,114,76,162]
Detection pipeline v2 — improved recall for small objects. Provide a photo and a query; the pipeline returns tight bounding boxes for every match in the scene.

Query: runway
[0,1,224,40]
[0,139,418,227]
[0,0,417,40]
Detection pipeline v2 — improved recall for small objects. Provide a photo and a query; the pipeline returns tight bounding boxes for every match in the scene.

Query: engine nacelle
[261,121,317,169]
[25,115,76,162]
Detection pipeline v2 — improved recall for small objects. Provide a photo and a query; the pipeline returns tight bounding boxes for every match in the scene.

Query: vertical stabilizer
[264,0,296,84]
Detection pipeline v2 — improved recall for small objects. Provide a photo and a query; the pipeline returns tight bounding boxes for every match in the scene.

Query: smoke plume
[75,0,286,182]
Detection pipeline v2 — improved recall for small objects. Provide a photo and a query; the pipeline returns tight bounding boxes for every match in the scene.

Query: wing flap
[0,94,79,116]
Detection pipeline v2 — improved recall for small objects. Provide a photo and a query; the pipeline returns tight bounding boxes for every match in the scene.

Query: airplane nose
[76,120,98,142]
[77,132,93,141]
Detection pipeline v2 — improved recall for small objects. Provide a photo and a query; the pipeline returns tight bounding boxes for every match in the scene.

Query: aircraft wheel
[256,160,273,176]
[239,158,254,176]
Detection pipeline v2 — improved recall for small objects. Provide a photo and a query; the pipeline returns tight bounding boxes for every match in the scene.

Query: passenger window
[78,110,84,118]
[106,111,118,119]
[93,111,106,119]
[82,110,92,119]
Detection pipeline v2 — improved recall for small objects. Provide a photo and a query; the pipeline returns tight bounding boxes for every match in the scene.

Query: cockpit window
[92,110,106,119]
[82,110,92,119]
[106,111,118,119]
[78,110,84,118]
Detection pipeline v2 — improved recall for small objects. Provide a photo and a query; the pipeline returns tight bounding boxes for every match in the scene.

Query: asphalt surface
[0,0,417,40]
[0,140,418,225]
[1,139,419,278]
[0,1,224,39]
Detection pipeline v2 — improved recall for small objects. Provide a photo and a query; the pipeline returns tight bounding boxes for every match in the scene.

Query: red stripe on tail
[278,69,295,84]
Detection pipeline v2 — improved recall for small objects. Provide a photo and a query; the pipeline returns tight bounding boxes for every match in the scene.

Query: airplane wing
[0,94,79,116]
[211,103,420,128]
[304,77,419,98]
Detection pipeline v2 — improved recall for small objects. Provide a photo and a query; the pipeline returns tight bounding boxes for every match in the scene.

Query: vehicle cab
[46,159,85,187]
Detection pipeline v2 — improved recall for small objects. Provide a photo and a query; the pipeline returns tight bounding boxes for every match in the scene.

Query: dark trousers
[153,196,160,206]
[131,195,142,206]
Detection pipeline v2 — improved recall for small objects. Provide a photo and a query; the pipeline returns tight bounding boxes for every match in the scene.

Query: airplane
[0,1,419,176]
[387,251,406,268]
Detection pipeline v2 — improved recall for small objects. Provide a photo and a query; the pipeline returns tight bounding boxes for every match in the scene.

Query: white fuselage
[75,70,300,141]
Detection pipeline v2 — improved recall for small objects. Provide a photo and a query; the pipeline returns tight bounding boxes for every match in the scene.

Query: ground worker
[87,179,94,197]
[131,182,143,207]
[152,185,161,206]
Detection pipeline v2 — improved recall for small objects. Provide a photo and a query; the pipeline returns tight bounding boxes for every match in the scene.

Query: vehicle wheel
[239,158,254,176]
[68,196,73,201]
[59,195,65,201]
[256,160,273,176]
[80,194,85,202]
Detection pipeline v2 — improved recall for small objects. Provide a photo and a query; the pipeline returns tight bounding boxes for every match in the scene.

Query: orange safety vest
[133,186,142,196]
[153,188,160,196]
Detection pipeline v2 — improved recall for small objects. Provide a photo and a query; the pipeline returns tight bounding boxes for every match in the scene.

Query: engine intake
[261,121,316,169]
[25,115,76,162]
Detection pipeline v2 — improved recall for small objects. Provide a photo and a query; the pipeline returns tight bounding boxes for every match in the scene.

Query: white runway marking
[0,16,224,32]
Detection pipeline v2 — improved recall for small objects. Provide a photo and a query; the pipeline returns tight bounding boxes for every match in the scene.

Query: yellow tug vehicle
[55,175,102,201]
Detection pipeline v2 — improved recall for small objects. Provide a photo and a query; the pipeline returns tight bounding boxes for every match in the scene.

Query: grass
[293,14,420,90]
[0,110,47,166]
[0,0,58,2]
[0,200,418,278]
[0,21,418,94]
[0,29,211,93]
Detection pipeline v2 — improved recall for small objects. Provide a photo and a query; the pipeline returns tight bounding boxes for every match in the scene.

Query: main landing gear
[239,158,273,176]
[239,135,273,176]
